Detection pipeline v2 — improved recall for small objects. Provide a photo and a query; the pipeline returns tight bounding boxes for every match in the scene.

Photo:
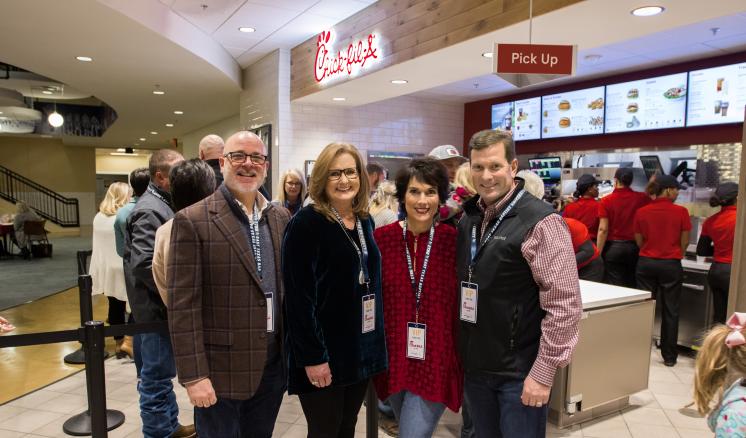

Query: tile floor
[0,349,712,438]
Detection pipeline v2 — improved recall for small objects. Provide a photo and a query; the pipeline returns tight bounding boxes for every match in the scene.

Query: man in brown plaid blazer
[168,131,290,438]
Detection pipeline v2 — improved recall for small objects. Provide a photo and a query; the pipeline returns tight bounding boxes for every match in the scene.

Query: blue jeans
[387,391,446,438]
[139,331,179,438]
[460,392,475,438]
[464,374,548,438]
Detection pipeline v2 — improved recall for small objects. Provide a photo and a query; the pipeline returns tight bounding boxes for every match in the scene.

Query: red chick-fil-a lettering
[314,31,379,83]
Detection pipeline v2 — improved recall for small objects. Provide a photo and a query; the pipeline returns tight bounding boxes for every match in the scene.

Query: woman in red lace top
[373,157,463,437]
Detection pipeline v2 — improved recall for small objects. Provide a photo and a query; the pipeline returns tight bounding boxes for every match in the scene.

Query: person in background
[0,316,15,333]
[597,168,650,287]
[428,145,467,183]
[283,142,387,438]
[634,175,691,367]
[697,182,738,325]
[564,174,601,240]
[124,149,193,438]
[458,129,581,437]
[169,133,288,438]
[115,168,150,258]
[274,168,306,216]
[198,134,225,187]
[370,180,399,228]
[367,162,386,194]
[694,312,746,436]
[440,162,477,223]
[90,182,132,358]
[12,201,41,257]
[374,157,463,437]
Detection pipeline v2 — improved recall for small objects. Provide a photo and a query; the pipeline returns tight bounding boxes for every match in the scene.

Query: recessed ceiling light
[631,6,664,16]
[42,90,53,95]
[481,52,494,58]
[117,148,126,152]
[135,143,140,146]
[390,80,408,84]
[139,137,146,141]
[332,97,346,101]
[174,110,184,115]
[0,111,3,114]
[239,27,256,33]
[150,131,158,135]
[76,56,93,62]
[152,90,165,95]
[165,123,174,127]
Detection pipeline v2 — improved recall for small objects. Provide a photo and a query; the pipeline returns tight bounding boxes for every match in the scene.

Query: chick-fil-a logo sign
[314,30,380,83]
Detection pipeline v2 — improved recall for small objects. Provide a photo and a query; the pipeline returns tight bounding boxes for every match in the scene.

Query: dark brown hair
[468,129,516,162]
[394,157,450,206]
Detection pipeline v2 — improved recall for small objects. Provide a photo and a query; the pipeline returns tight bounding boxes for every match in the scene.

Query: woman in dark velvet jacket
[282,142,387,438]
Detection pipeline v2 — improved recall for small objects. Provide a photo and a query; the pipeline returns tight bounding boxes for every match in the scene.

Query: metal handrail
[0,164,80,227]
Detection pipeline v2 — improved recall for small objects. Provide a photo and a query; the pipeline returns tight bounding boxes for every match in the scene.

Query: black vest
[457,183,554,379]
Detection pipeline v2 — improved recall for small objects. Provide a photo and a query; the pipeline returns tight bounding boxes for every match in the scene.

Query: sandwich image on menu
[541,86,605,138]
[605,72,687,133]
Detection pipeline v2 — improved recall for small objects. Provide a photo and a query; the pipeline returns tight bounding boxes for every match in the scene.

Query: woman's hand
[0,316,15,333]
[305,362,332,388]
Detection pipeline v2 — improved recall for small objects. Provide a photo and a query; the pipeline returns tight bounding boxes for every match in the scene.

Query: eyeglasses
[224,151,267,165]
[285,181,301,187]
[328,168,359,181]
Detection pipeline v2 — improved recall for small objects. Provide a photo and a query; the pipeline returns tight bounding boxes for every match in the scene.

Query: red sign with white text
[495,44,576,75]
[314,30,380,83]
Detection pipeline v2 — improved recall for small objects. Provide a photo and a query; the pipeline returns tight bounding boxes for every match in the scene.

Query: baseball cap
[715,182,739,203]
[576,174,600,195]
[428,145,466,162]
[656,174,682,190]
[614,168,634,186]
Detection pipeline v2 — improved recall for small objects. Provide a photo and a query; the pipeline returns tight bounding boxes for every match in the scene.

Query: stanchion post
[84,321,108,438]
[79,276,93,323]
[366,381,378,438]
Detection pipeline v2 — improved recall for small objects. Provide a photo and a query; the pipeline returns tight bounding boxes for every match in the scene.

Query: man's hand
[305,362,332,388]
[186,378,217,408]
[521,376,550,408]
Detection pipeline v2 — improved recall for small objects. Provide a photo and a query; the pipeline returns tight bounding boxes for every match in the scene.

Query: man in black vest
[457,129,582,437]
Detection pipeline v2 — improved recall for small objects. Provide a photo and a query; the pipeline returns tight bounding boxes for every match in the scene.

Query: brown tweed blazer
[167,188,290,400]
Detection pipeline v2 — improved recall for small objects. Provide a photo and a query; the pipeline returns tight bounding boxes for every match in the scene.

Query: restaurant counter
[549,280,654,428]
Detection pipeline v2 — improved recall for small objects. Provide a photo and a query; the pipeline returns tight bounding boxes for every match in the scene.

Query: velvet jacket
[282,205,387,394]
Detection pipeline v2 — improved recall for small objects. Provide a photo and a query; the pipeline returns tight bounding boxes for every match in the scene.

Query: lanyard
[331,207,370,285]
[147,185,169,206]
[402,220,435,323]
[468,190,525,281]
[247,202,262,279]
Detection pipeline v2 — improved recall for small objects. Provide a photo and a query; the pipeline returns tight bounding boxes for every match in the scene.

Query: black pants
[298,380,369,438]
[603,241,639,288]
[107,296,127,341]
[579,257,604,282]
[708,262,732,325]
[636,257,683,363]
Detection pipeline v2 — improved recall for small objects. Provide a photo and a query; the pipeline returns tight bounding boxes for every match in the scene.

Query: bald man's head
[198,134,225,160]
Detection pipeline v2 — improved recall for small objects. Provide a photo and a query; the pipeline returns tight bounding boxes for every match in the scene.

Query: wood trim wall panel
[291,0,584,101]
[728,110,746,314]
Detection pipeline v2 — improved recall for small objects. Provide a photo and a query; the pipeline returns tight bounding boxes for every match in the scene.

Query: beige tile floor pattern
[0,348,713,438]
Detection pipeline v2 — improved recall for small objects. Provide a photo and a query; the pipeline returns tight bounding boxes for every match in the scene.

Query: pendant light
[47,85,64,128]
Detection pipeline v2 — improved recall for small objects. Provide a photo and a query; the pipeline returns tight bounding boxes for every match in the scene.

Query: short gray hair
[468,129,516,162]
[199,134,224,158]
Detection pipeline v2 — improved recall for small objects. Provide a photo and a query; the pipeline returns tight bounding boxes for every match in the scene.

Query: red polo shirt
[633,198,692,260]
[564,217,600,268]
[599,187,651,241]
[564,197,600,238]
[701,205,737,264]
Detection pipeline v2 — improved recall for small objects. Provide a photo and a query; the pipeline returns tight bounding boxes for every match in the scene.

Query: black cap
[576,174,600,195]
[614,168,634,186]
[656,174,681,190]
[715,182,739,203]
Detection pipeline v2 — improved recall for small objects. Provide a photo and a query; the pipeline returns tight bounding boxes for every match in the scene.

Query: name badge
[362,294,375,333]
[460,282,478,323]
[265,292,274,333]
[406,322,426,360]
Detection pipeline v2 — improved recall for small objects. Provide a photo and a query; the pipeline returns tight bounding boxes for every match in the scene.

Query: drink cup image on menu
[721,101,729,117]
[716,78,724,92]
[714,100,722,114]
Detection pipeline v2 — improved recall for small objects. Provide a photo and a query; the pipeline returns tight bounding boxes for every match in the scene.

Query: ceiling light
[482,52,494,58]
[139,137,146,141]
[631,6,664,16]
[390,80,408,84]
[584,54,603,63]
[150,131,158,135]
[42,90,53,95]
[76,56,93,62]
[111,152,141,156]
[174,110,184,115]
[152,90,165,95]
[165,123,174,127]
[239,27,256,33]
[48,111,64,128]
[117,148,126,152]
[332,97,346,101]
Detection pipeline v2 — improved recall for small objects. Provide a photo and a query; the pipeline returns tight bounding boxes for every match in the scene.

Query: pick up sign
[495,43,576,76]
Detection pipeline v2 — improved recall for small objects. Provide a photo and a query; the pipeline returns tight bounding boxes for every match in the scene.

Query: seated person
[0,316,15,333]
[13,201,41,255]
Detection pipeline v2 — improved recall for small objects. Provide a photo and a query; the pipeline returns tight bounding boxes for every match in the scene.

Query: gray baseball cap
[428,145,466,162]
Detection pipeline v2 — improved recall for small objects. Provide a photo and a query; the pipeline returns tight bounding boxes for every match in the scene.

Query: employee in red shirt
[597,168,650,287]
[634,175,691,367]
[564,217,604,281]
[564,174,600,239]
[697,182,738,325]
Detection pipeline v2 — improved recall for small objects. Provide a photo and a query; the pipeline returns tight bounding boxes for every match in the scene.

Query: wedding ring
[312,381,319,386]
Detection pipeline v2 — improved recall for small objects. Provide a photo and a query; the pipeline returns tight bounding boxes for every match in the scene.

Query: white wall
[180,114,241,159]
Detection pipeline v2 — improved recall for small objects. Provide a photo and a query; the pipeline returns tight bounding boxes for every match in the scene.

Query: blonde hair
[369,180,398,216]
[454,162,476,194]
[276,168,306,204]
[99,182,131,216]
[309,143,370,220]
[694,324,746,415]
[516,170,545,199]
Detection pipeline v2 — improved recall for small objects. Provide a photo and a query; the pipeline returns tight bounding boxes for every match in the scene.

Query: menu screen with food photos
[491,102,514,131]
[513,97,541,140]
[604,73,687,133]
[687,62,746,126]
[541,86,605,138]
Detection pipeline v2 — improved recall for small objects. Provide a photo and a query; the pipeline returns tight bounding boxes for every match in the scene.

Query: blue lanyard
[331,207,369,285]
[402,220,435,323]
[468,190,525,281]
[247,202,262,279]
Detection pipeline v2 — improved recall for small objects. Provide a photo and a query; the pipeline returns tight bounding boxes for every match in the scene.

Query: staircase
[0,164,80,227]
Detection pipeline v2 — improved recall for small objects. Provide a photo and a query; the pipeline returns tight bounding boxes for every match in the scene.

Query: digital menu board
[687,62,746,126]
[513,97,541,140]
[605,73,687,133]
[491,102,513,131]
[541,86,605,138]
